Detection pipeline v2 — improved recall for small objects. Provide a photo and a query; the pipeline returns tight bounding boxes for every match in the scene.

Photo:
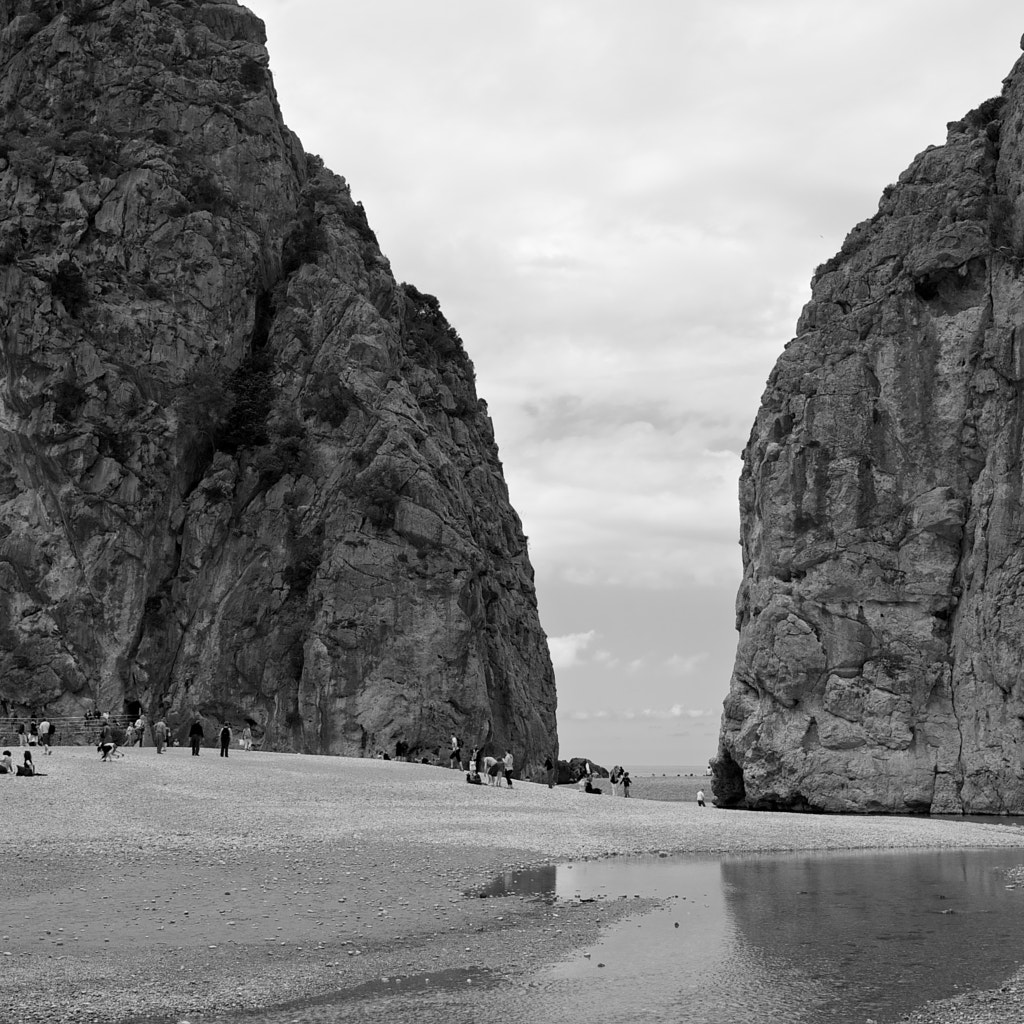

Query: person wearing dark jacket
[98,723,116,761]
[219,724,232,757]
[188,719,204,756]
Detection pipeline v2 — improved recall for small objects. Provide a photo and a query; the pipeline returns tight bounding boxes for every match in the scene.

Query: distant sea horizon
[624,763,711,776]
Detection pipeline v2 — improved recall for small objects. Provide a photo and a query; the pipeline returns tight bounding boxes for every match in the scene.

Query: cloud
[665,653,710,676]
[546,631,596,669]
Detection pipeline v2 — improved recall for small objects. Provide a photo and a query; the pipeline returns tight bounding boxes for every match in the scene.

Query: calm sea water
[237,846,1024,1024]
[628,763,710,776]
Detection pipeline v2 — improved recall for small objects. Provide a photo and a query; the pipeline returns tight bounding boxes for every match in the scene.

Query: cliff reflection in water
[505,848,1024,1024]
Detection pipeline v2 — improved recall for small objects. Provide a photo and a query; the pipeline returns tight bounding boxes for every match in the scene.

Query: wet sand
[3,747,1023,1023]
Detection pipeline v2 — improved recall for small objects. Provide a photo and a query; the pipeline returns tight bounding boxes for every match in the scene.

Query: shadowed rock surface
[715,39,1024,813]
[0,0,556,769]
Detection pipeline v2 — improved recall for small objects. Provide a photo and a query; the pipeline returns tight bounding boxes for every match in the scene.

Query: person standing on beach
[696,788,706,808]
[189,719,204,756]
[16,722,25,747]
[622,771,631,797]
[219,724,232,757]
[544,756,556,788]
[153,718,168,754]
[503,749,514,788]
[38,717,51,755]
[242,725,252,751]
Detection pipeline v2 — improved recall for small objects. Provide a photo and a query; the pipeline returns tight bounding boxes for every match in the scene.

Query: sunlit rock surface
[0,0,557,768]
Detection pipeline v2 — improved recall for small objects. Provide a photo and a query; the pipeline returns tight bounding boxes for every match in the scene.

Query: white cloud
[665,653,710,676]
[546,631,596,669]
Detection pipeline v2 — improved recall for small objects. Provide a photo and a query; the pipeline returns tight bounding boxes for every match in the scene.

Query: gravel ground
[3,746,1024,1023]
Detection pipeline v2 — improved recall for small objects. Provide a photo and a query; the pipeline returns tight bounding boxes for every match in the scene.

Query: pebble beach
[4,746,1024,1023]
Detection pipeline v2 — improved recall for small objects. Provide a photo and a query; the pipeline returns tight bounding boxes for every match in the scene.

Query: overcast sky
[250,0,1023,768]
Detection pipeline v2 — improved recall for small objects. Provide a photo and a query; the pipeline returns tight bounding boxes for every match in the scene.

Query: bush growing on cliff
[66,0,104,26]
[238,58,265,91]
[401,283,471,372]
[214,350,275,452]
[9,140,55,195]
[51,381,87,424]
[282,216,329,275]
[964,96,1004,129]
[59,128,121,178]
[187,173,231,215]
[282,527,323,595]
[304,377,359,428]
[358,463,405,531]
[252,431,312,485]
[50,260,89,317]
[988,194,1020,256]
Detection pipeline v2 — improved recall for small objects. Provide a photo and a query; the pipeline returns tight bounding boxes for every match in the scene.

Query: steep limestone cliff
[715,39,1024,813]
[0,0,557,769]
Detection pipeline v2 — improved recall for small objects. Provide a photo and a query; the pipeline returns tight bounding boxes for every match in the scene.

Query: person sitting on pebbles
[17,750,45,776]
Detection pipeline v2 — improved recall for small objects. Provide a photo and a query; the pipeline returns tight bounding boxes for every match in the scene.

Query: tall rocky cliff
[0,0,557,768]
[715,38,1024,813]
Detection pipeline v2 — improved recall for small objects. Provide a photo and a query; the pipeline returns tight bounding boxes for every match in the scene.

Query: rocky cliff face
[715,39,1024,813]
[0,0,557,769]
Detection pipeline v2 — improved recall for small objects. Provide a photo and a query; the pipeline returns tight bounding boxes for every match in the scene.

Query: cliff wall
[0,0,557,768]
[715,40,1024,812]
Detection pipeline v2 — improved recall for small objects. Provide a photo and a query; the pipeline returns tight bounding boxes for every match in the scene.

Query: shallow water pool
[230,846,1024,1024]
[486,847,1024,1023]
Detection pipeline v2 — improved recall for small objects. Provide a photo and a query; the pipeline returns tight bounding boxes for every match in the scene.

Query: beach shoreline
[4,747,1023,1023]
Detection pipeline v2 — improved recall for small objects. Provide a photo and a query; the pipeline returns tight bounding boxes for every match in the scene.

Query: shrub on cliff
[282,217,329,275]
[358,463,405,531]
[238,58,265,91]
[50,260,89,317]
[401,284,468,364]
[214,351,275,452]
[51,381,87,424]
[186,173,231,216]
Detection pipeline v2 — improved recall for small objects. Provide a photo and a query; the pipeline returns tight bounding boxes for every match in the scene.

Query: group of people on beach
[458,738,517,788]
[182,720,253,757]
[94,716,253,761]
[13,718,56,752]
[576,762,631,796]
[0,749,44,776]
